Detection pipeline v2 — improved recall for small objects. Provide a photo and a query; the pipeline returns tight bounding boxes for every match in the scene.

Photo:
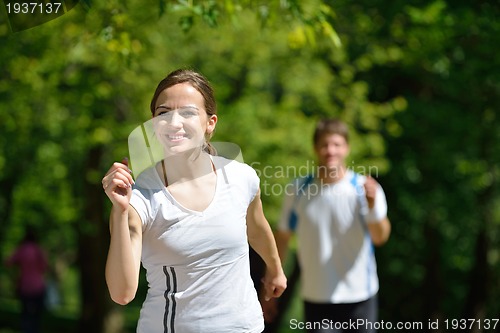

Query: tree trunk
[462,229,488,333]
[462,124,495,332]
[423,219,443,332]
[462,185,493,332]
[0,181,15,258]
[77,146,115,333]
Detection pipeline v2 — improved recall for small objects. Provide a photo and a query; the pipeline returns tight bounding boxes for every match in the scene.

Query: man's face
[314,133,349,170]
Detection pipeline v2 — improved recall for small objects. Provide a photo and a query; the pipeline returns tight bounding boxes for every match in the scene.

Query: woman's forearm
[105,206,141,305]
[248,224,283,275]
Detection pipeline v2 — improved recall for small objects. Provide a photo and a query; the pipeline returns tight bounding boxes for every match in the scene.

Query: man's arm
[367,217,391,246]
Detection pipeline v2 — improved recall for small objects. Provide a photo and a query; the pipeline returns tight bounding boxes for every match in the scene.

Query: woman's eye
[156,111,172,120]
[180,111,196,118]
[178,108,198,117]
[155,108,198,119]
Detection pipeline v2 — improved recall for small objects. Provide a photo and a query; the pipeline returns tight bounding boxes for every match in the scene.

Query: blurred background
[0,1,499,332]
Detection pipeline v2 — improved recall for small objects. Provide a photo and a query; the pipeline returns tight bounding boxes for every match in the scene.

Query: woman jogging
[102,69,286,333]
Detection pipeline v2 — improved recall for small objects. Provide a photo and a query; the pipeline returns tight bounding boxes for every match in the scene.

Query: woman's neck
[160,150,214,186]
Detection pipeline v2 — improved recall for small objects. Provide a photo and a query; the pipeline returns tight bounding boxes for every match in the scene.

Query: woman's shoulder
[212,155,259,186]
[212,155,255,174]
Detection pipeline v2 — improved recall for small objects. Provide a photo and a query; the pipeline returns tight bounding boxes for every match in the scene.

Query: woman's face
[153,83,217,155]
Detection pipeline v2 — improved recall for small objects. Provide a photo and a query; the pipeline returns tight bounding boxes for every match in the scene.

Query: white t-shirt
[279,170,387,304]
[130,155,264,333]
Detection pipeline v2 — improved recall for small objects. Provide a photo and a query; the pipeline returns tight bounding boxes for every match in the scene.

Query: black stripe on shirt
[163,266,177,333]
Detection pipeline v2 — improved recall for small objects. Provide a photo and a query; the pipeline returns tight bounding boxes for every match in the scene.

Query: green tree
[328,0,500,325]
[3,1,496,332]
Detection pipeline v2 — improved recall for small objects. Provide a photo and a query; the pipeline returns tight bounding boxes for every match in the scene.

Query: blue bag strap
[351,172,376,294]
[288,174,314,231]
[350,173,368,228]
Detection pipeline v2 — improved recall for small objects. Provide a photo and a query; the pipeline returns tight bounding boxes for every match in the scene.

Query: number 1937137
[444,318,498,330]
[6,2,62,14]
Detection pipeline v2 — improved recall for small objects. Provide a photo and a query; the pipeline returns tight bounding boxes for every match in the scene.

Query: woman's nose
[168,111,183,127]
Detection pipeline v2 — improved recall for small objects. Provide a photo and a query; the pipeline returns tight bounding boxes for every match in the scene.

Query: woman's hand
[261,269,287,301]
[102,158,134,212]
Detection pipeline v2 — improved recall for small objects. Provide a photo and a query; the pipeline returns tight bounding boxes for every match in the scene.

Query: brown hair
[150,69,217,154]
[313,118,349,146]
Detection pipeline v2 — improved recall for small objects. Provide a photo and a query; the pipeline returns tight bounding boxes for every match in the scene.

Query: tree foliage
[328,0,499,323]
[0,0,498,332]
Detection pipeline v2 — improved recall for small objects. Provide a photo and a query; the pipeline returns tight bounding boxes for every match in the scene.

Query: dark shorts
[303,294,378,333]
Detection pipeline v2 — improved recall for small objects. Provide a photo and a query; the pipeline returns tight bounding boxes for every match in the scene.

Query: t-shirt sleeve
[358,175,388,223]
[130,187,153,230]
[369,184,388,223]
[211,157,259,208]
[246,165,260,205]
[129,167,163,230]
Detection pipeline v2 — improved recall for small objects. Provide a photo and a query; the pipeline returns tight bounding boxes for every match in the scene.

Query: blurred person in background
[5,226,48,333]
[266,118,391,333]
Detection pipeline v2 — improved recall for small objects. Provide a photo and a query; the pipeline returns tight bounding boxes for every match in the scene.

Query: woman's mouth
[167,134,188,142]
